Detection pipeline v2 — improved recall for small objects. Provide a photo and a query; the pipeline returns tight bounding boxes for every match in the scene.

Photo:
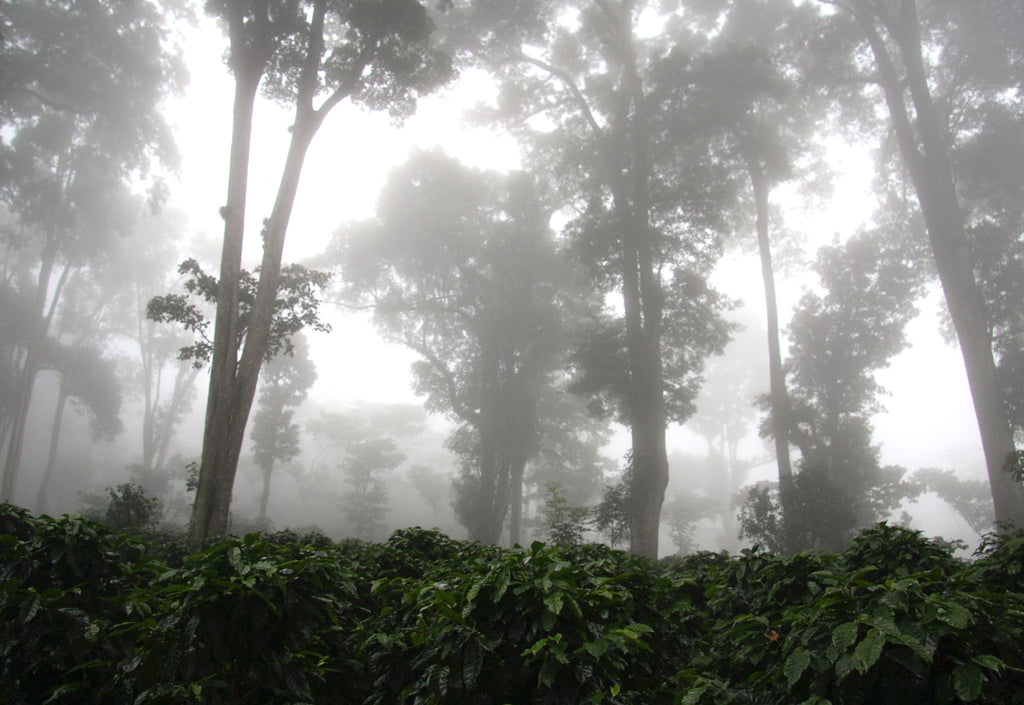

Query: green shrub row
[2,501,1023,704]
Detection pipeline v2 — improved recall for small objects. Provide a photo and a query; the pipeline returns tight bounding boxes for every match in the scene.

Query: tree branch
[408,335,480,425]
[17,87,92,116]
[517,52,603,139]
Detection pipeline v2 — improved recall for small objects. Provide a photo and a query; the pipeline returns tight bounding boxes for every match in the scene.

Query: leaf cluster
[147,258,331,367]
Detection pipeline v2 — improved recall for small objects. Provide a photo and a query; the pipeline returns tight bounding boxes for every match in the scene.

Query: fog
[3,0,1021,557]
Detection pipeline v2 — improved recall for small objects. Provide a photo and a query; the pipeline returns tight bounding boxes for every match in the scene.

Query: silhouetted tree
[332,151,567,545]
[456,1,735,556]
[650,1,826,542]
[35,342,123,514]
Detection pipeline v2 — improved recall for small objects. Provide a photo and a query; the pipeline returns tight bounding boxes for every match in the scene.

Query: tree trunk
[192,91,324,540]
[472,338,504,543]
[856,0,1024,527]
[618,8,668,559]
[508,456,524,546]
[139,323,157,475]
[741,143,799,549]
[35,382,69,515]
[188,57,263,541]
[153,363,201,474]
[258,460,274,521]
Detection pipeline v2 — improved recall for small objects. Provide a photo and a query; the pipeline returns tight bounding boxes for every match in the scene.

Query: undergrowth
[2,501,1022,704]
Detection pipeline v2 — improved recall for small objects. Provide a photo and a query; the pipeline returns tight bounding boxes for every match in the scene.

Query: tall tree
[0,0,183,502]
[332,150,567,544]
[817,0,1024,526]
[649,0,838,544]
[191,0,451,540]
[452,1,736,556]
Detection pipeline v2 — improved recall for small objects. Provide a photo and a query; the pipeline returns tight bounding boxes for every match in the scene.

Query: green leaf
[544,592,564,618]
[853,628,885,673]
[679,684,708,705]
[581,640,608,659]
[935,601,972,630]
[228,547,244,574]
[954,664,983,702]
[538,655,559,688]
[972,654,1006,674]
[541,608,556,631]
[784,649,812,686]
[492,568,511,603]
[831,622,858,652]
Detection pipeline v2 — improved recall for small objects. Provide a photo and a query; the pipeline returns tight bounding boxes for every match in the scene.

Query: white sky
[164,12,986,486]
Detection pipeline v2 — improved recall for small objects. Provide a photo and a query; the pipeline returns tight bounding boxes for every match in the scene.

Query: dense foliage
[2,503,1023,704]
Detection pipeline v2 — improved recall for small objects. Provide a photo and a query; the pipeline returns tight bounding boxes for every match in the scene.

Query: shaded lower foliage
[2,504,1023,704]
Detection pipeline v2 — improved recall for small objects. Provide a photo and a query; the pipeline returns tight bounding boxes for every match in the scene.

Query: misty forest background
[3,0,1024,559]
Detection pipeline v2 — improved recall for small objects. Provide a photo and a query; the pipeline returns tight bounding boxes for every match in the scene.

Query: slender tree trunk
[508,457,524,546]
[741,144,798,549]
[472,339,503,543]
[855,0,1024,527]
[516,0,669,557]
[141,360,158,474]
[191,0,352,539]
[35,382,69,515]
[153,363,201,474]
[258,460,274,521]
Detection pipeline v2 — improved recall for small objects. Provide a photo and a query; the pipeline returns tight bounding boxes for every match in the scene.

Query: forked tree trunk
[191,108,319,540]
